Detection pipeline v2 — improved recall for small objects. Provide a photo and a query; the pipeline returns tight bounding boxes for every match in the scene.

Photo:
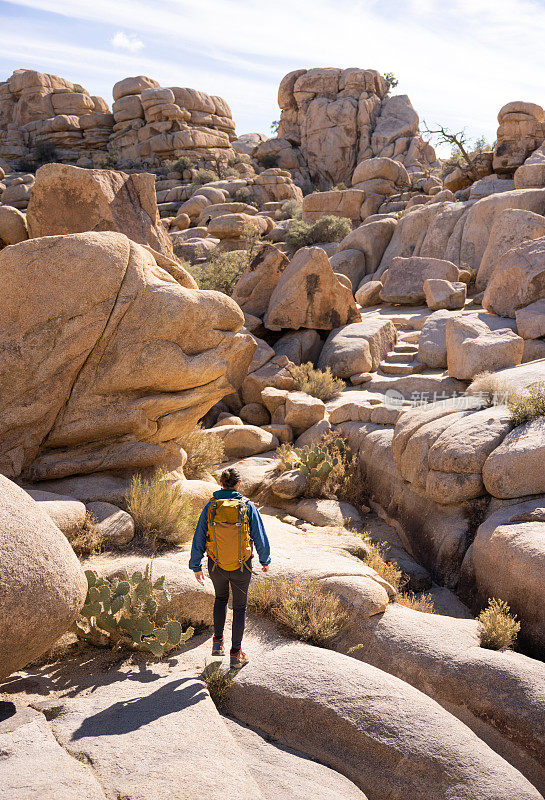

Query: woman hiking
[189,468,271,669]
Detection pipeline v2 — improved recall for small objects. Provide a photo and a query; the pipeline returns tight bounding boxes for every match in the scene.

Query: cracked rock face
[0,231,255,481]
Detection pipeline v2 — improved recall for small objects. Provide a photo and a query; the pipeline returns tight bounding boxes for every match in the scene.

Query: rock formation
[0,231,255,481]
[0,69,113,165]
[256,67,438,189]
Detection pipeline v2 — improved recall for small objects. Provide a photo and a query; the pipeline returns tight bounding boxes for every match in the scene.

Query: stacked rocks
[255,67,439,189]
[110,75,237,166]
[493,101,545,175]
[0,69,114,166]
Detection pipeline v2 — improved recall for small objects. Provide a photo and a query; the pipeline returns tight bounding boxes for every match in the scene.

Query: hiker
[189,468,271,669]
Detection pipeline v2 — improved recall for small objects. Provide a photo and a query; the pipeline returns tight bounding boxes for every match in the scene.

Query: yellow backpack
[206,498,253,571]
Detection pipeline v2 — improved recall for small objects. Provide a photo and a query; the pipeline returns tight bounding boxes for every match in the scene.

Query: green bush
[233,186,254,203]
[189,250,250,294]
[74,566,194,657]
[286,215,352,249]
[99,152,119,169]
[477,598,520,650]
[179,424,225,479]
[275,199,303,221]
[248,575,349,646]
[202,664,234,710]
[228,153,251,166]
[66,511,104,557]
[33,141,59,165]
[126,470,199,548]
[16,156,36,172]
[171,156,193,174]
[192,168,219,185]
[289,362,345,401]
[508,381,545,427]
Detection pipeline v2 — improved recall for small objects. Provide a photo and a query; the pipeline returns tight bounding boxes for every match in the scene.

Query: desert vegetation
[477,598,520,650]
[286,215,352,249]
[289,362,345,401]
[126,471,199,548]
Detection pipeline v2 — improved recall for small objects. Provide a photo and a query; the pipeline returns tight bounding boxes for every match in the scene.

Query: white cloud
[110,31,144,52]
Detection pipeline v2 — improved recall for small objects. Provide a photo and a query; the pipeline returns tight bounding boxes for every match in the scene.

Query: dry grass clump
[179,424,225,479]
[286,215,352,249]
[507,381,545,427]
[477,598,520,650]
[126,470,199,548]
[202,663,234,711]
[467,371,516,406]
[67,511,104,558]
[357,536,402,592]
[248,575,349,646]
[289,362,345,402]
[396,591,435,614]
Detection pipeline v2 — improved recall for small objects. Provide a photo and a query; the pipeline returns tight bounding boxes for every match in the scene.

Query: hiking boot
[211,637,225,657]
[230,649,249,670]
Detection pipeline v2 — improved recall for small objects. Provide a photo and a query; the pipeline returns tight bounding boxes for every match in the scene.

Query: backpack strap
[238,500,253,573]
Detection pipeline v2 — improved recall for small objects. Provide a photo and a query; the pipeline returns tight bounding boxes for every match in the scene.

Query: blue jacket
[189,489,271,572]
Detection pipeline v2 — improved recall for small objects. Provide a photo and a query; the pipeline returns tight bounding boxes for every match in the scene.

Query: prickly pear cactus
[297,444,339,479]
[73,564,193,657]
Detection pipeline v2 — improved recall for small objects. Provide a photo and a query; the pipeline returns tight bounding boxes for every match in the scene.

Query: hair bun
[220,468,240,489]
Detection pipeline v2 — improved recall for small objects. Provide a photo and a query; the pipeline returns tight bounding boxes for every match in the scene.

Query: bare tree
[422,121,481,179]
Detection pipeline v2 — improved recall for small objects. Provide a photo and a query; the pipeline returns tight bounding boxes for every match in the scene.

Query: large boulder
[302,189,365,224]
[483,236,545,317]
[476,208,545,291]
[0,475,87,681]
[210,424,279,458]
[231,244,289,316]
[337,217,397,275]
[265,246,360,331]
[26,163,175,257]
[471,498,545,655]
[418,310,457,368]
[515,143,545,189]
[423,278,466,311]
[0,232,255,481]
[516,299,545,339]
[0,205,28,246]
[483,417,545,498]
[446,316,524,380]
[273,330,323,365]
[380,256,460,305]
[318,318,396,377]
[329,249,367,291]
[493,101,545,175]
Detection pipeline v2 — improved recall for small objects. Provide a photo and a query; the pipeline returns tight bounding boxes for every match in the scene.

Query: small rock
[86,501,135,547]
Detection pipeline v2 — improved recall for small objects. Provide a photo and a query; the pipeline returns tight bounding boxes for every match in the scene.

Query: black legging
[207,557,252,652]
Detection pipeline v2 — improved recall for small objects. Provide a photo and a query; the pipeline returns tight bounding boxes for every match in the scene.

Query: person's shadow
[71,676,206,740]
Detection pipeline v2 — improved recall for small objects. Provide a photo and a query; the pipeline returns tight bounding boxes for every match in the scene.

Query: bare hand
[261,565,269,573]
[195,571,205,586]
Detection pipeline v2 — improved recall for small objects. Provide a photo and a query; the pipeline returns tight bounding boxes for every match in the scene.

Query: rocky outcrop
[110,76,236,166]
[0,475,87,681]
[0,231,255,481]
[0,69,113,166]
[257,67,438,189]
[493,101,545,175]
[26,163,175,256]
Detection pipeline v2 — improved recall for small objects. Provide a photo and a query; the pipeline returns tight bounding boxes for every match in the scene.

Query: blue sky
[2,0,545,152]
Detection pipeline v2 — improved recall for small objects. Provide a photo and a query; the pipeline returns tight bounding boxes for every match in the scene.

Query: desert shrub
[126,470,199,547]
[276,442,301,472]
[286,215,351,249]
[179,424,225,479]
[258,153,279,168]
[477,598,520,650]
[189,250,249,294]
[233,186,254,203]
[508,381,545,427]
[192,168,219,185]
[32,141,59,165]
[67,511,103,557]
[396,591,435,614]
[74,566,193,657]
[289,362,345,401]
[99,152,119,169]
[384,71,399,92]
[357,536,402,591]
[333,182,348,191]
[275,199,303,221]
[248,575,349,646]
[16,156,36,172]
[171,156,193,174]
[467,371,515,406]
[228,153,251,166]
[202,663,234,710]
